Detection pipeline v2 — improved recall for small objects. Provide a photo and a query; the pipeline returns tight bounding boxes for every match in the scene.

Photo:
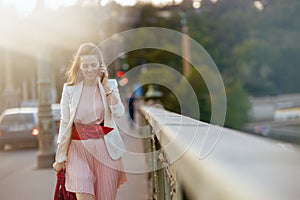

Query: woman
[53,43,127,200]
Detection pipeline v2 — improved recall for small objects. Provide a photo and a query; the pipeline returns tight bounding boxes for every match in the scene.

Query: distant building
[249,93,300,122]
[249,97,275,122]
[275,107,300,121]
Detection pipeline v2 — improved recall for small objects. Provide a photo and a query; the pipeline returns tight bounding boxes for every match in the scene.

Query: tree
[225,80,250,129]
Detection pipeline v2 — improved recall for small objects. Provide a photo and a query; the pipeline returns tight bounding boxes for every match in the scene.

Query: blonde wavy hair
[65,43,105,86]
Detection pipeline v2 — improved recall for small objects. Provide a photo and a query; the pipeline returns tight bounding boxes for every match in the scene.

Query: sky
[113,0,183,6]
[0,0,183,16]
[1,0,77,16]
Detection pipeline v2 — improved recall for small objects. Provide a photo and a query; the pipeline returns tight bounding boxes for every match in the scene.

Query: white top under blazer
[55,77,126,163]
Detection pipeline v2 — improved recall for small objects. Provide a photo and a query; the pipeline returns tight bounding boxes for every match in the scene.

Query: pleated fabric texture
[65,138,127,200]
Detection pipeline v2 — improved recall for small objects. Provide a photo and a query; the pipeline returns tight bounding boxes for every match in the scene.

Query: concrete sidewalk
[116,114,150,200]
[0,113,150,200]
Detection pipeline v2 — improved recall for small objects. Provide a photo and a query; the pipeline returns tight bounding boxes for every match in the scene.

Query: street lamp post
[36,46,55,169]
[34,1,55,169]
[157,4,201,77]
[180,11,192,77]
[180,0,204,77]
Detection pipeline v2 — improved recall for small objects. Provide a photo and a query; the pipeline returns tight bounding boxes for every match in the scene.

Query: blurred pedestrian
[53,43,127,200]
[128,94,135,129]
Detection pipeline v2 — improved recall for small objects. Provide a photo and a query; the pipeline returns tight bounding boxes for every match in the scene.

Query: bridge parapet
[139,105,300,200]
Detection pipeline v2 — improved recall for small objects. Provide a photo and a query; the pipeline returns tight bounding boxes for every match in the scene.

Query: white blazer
[55,78,126,163]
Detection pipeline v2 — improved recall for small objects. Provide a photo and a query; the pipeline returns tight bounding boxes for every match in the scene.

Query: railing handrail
[140,105,300,200]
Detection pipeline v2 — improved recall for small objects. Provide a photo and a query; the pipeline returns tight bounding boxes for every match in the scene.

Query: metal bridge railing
[139,105,300,200]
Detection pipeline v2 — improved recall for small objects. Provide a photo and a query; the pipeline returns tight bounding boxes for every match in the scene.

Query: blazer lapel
[70,81,83,120]
[97,77,110,126]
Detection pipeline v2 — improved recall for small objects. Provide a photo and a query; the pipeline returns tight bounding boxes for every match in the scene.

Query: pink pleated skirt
[65,138,127,200]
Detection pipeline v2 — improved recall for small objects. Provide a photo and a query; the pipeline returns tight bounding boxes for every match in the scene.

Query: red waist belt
[72,123,114,140]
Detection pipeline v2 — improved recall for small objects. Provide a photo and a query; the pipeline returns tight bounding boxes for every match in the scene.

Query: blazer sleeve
[57,83,71,144]
[108,79,125,118]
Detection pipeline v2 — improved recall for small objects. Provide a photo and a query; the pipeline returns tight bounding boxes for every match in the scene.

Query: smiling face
[79,55,100,83]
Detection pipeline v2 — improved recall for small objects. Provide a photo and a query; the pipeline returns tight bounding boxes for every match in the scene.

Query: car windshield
[1,114,35,126]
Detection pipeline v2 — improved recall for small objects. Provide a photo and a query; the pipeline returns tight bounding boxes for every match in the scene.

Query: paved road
[0,147,55,200]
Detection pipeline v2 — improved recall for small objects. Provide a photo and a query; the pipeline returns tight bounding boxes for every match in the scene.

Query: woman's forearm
[106,91,119,105]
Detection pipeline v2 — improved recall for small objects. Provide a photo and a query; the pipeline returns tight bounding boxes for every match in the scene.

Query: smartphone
[100,72,105,83]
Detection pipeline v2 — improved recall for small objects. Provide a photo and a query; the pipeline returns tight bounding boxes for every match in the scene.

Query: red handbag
[54,170,77,200]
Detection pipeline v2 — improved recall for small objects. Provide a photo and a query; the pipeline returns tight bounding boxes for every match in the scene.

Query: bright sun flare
[0,0,184,56]
[1,0,183,16]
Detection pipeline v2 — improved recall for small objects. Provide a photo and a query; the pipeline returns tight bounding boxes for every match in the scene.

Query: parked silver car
[0,105,61,150]
[0,107,39,150]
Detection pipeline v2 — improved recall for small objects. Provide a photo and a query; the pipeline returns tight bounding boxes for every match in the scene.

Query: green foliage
[183,67,211,122]
[233,39,276,95]
[187,0,300,96]
[225,80,250,129]
[157,66,250,130]
[137,66,180,113]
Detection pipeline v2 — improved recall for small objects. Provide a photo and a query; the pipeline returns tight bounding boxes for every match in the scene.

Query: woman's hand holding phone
[99,66,108,85]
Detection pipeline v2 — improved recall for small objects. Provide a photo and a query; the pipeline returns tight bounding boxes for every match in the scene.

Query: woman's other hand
[52,161,65,173]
